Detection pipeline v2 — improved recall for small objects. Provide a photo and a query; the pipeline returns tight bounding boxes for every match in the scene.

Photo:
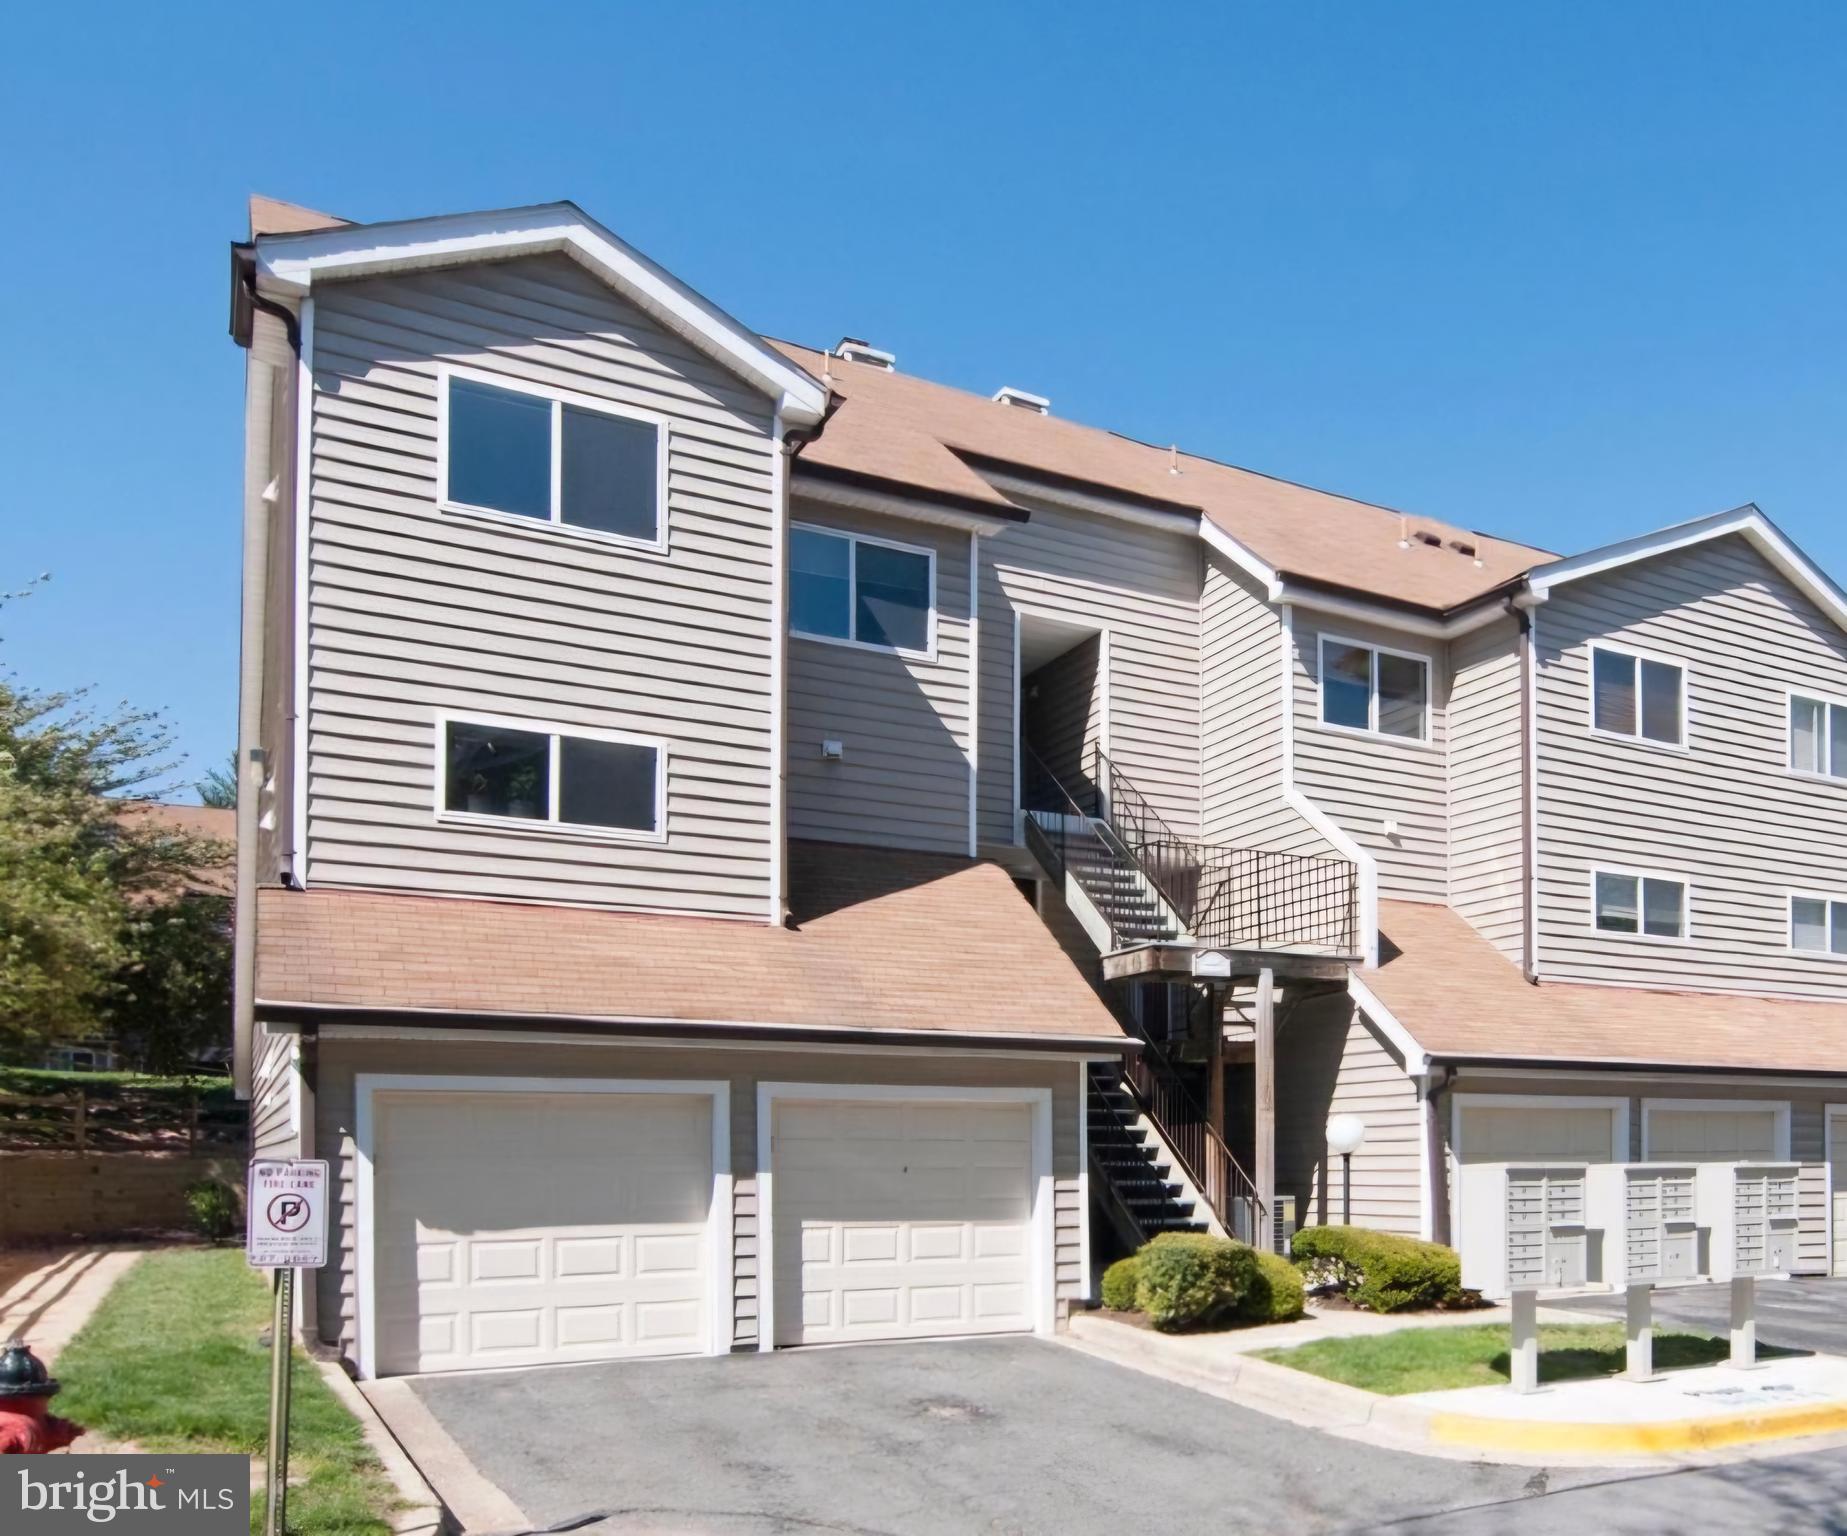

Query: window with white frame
[1790,894,1847,955]
[1593,869,1687,938]
[789,525,934,655]
[1318,637,1429,742]
[1591,645,1685,746]
[1789,694,1847,780]
[444,373,664,545]
[442,719,663,836]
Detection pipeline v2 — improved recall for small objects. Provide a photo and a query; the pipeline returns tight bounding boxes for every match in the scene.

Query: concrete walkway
[0,1247,143,1364]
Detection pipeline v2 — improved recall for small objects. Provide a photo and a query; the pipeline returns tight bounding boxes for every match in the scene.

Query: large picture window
[444,372,665,547]
[441,718,663,838]
[790,525,934,656]
[1789,693,1847,780]
[1317,637,1429,742]
[1590,645,1685,746]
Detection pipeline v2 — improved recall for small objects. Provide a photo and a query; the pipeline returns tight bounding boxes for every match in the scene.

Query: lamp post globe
[1327,1116,1367,1226]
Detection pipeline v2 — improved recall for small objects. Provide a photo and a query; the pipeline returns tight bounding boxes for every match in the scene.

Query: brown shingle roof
[777,342,1553,613]
[248,195,350,237]
[114,801,235,896]
[1368,899,1847,1073]
[255,840,1129,1045]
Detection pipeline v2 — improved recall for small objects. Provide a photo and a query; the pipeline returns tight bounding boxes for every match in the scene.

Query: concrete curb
[311,1355,451,1536]
[360,1377,530,1535]
[1062,1312,1847,1468]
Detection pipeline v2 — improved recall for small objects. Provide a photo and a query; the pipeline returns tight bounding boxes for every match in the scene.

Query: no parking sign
[246,1159,329,1270]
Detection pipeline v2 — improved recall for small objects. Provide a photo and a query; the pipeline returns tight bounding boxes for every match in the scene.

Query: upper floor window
[1590,644,1685,747]
[1593,868,1687,939]
[1790,894,1847,955]
[790,524,934,657]
[442,371,665,549]
[441,716,664,839]
[1789,693,1847,780]
[1318,637,1429,742]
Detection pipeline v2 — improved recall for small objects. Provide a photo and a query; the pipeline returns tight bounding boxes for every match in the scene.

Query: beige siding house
[230,194,1847,1391]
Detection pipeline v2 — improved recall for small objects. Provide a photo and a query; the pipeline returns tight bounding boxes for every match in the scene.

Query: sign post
[248,1159,329,1536]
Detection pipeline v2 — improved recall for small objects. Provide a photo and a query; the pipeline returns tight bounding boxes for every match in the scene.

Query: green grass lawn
[1253,1321,1796,1396]
[56,1249,398,1535]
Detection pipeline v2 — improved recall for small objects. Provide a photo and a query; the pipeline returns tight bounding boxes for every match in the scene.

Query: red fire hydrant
[0,1339,83,1453]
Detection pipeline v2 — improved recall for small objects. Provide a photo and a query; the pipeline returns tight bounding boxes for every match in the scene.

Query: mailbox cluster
[1588,1163,1699,1285]
[1697,1162,1800,1282]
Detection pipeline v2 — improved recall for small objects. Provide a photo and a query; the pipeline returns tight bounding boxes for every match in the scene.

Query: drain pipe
[1509,596,1540,985]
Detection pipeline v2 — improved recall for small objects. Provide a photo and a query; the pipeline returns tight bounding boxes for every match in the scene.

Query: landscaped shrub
[1101,1255,1142,1311]
[1236,1246,1306,1323]
[1290,1225,1463,1314]
[1135,1233,1256,1331]
[184,1179,239,1242]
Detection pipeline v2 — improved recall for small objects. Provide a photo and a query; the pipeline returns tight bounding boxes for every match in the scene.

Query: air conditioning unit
[1698,1162,1800,1282]
[1587,1164,1703,1285]
[1459,1163,1590,1299]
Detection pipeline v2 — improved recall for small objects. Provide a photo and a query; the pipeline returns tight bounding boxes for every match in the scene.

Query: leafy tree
[195,752,238,809]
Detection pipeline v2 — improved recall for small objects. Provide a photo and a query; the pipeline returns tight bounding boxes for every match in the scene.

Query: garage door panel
[373,1090,714,1375]
[1457,1104,1617,1164]
[773,1097,1036,1347]
[1647,1108,1778,1161]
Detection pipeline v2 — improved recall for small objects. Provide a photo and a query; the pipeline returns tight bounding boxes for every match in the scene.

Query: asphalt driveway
[409,1336,1559,1535]
[1547,1276,1847,1356]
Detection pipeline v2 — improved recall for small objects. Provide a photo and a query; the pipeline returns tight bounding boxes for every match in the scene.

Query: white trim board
[753,1081,1057,1351]
[1640,1097,1792,1161]
[290,296,314,885]
[352,1073,733,1379]
[254,203,827,426]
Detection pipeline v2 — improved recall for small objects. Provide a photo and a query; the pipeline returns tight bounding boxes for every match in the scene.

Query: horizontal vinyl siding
[305,255,778,918]
[1292,612,1449,901]
[785,504,972,854]
[249,1026,297,1158]
[1276,995,1423,1237]
[312,1039,1084,1356]
[1447,1071,1841,1275]
[1447,615,1525,960]
[977,500,1202,840]
[1201,558,1337,856]
[1536,535,1847,997]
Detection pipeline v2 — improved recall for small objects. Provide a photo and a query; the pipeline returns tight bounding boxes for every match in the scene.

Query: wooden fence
[0,1089,244,1154]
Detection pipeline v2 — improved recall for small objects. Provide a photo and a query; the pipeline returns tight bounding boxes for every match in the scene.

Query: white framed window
[437,714,666,841]
[1589,643,1686,747]
[1316,635,1431,743]
[1790,892,1847,956]
[789,523,936,658]
[1591,866,1689,940]
[437,366,669,551]
[1788,691,1847,781]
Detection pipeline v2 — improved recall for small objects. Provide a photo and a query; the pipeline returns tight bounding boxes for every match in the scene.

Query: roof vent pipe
[833,337,895,370]
[991,386,1050,415]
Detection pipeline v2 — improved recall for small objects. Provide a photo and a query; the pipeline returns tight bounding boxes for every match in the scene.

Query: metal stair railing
[1120,1028,1263,1245]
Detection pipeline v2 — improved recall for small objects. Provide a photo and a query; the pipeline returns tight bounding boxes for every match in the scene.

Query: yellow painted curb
[1429,1399,1847,1456]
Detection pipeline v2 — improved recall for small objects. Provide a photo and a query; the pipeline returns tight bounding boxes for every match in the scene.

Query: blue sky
[4,3,1844,796]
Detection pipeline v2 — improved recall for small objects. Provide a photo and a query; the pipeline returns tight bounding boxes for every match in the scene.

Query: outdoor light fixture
[1326,1114,1367,1226]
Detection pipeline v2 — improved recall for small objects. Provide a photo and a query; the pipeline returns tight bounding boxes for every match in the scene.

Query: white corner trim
[290,297,314,886]
[1825,1105,1846,1277]
[1347,972,1430,1075]
[256,204,827,426]
[1280,605,1379,966]
[754,1082,1057,1351]
[1526,505,1847,638]
[968,529,980,857]
[770,409,787,926]
[1640,1097,1793,1162]
[1523,603,1542,977]
[353,1073,733,1380]
[1076,1059,1093,1302]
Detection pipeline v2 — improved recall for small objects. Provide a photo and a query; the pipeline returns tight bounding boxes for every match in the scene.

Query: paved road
[1548,1276,1847,1356]
[408,1335,1845,1535]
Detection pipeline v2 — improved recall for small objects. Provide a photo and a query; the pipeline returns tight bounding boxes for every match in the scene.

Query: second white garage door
[1455,1102,1620,1164]
[1645,1107,1782,1162]
[369,1088,716,1376]
[771,1097,1036,1347]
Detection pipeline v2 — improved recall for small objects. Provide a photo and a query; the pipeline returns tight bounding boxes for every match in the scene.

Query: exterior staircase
[1086,1064,1207,1247]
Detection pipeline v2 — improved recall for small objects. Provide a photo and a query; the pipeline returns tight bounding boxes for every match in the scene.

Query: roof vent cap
[833,337,895,371]
[991,386,1050,415]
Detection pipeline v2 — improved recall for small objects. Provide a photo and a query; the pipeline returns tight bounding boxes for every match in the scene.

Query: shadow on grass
[1502,1332,1806,1386]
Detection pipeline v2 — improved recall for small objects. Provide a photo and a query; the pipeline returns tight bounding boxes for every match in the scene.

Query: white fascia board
[980,468,1203,538]
[1199,517,1282,598]
[1526,504,1847,637]
[254,203,828,427]
[791,475,1018,536]
[1347,972,1431,1075]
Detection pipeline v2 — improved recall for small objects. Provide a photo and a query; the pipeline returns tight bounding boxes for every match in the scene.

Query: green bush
[1290,1225,1463,1313]
[1135,1233,1256,1331]
[184,1179,239,1242]
[1101,1255,1142,1311]
[1237,1246,1306,1323]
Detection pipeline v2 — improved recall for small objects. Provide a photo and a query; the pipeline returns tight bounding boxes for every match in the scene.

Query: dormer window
[1590,644,1685,747]
[441,370,666,550]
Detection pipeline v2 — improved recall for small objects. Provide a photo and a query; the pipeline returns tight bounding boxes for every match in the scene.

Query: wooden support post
[1254,967,1275,1253]
[72,1092,87,1152]
[1202,984,1226,1220]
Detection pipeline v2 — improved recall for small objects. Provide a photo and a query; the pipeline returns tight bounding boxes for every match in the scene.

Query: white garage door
[372,1089,713,1376]
[772,1098,1035,1347]
[1646,1108,1780,1162]
[1456,1103,1619,1164]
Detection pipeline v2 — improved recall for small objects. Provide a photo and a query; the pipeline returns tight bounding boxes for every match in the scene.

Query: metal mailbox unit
[1586,1163,1702,1286]
[1459,1163,1590,1301]
[1697,1162,1800,1282]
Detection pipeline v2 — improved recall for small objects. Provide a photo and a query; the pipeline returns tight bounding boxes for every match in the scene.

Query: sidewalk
[0,1247,143,1364]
